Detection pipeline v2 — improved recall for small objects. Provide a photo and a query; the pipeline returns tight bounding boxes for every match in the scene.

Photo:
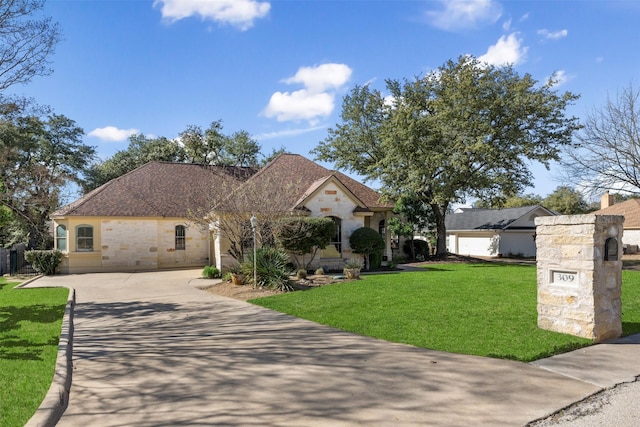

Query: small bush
[369,249,383,270]
[296,269,307,279]
[344,259,362,269]
[349,227,385,270]
[202,266,221,279]
[314,267,325,275]
[403,239,430,260]
[24,250,62,275]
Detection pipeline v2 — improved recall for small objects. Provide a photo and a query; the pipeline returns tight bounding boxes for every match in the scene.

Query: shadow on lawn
[0,336,60,360]
[0,304,65,332]
[0,304,65,361]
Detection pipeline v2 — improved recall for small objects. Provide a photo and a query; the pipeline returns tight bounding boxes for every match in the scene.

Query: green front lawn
[251,264,640,362]
[0,277,68,427]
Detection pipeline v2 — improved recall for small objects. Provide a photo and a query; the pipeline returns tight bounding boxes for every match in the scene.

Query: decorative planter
[231,273,246,286]
[344,268,361,279]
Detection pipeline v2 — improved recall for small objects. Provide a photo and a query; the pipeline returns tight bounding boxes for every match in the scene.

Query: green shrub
[369,249,383,270]
[344,259,362,269]
[202,266,221,279]
[24,250,62,275]
[314,267,325,275]
[296,269,307,279]
[274,216,335,269]
[242,246,294,291]
[403,239,430,260]
[349,227,385,270]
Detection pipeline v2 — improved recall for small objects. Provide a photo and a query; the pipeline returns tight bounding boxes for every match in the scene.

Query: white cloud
[478,33,527,66]
[88,126,139,142]
[263,63,353,124]
[153,0,270,31]
[502,18,511,31]
[264,90,334,124]
[426,0,503,31]
[538,29,568,40]
[283,63,352,93]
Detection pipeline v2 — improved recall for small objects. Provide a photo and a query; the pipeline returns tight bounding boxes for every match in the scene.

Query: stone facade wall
[101,219,159,269]
[54,217,211,273]
[156,220,209,268]
[535,214,623,342]
[304,182,367,268]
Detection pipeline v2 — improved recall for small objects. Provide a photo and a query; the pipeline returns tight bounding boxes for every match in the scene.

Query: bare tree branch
[562,83,640,198]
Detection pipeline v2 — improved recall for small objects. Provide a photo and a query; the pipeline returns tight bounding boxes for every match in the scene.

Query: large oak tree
[313,56,580,256]
[0,99,95,247]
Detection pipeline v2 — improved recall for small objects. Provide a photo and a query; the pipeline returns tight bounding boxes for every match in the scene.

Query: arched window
[175,225,186,250]
[56,225,67,252]
[76,225,93,252]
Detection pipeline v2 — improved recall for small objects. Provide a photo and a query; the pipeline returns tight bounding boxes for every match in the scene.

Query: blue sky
[11,0,640,199]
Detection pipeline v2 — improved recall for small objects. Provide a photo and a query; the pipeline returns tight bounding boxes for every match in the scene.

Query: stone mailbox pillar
[534,214,624,342]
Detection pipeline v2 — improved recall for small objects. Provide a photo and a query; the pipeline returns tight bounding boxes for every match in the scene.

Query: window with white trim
[175,225,186,250]
[76,225,93,251]
[56,225,67,252]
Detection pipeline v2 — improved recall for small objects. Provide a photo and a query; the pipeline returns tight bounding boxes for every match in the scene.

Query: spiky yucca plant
[242,246,294,291]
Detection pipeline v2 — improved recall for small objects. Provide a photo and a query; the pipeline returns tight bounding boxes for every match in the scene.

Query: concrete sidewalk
[25,270,640,426]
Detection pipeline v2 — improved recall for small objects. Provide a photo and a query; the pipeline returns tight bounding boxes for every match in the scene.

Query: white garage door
[456,236,495,257]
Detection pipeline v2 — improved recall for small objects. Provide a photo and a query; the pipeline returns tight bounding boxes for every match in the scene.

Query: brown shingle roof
[53,162,255,217]
[226,153,392,212]
[593,199,640,229]
[53,155,390,219]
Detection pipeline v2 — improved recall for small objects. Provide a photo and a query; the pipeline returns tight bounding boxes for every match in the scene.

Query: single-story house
[445,205,557,258]
[593,192,640,253]
[51,154,394,273]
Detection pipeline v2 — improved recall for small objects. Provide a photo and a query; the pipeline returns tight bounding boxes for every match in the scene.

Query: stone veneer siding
[535,214,623,342]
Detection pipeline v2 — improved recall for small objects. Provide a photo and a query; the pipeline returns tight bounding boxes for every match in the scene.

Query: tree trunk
[432,204,448,257]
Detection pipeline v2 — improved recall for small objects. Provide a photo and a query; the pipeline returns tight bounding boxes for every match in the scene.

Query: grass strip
[0,278,68,427]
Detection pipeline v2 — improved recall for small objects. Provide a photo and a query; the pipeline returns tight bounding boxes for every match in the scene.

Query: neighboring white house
[445,205,557,258]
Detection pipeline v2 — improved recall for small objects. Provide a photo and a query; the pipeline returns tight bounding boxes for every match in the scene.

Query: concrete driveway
[27,270,618,426]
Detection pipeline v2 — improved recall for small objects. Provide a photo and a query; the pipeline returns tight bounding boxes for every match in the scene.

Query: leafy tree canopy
[474,186,591,215]
[544,186,591,214]
[475,193,543,209]
[314,55,580,255]
[0,98,94,248]
[274,216,334,269]
[84,120,263,193]
[82,134,185,192]
[180,120,261,167]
